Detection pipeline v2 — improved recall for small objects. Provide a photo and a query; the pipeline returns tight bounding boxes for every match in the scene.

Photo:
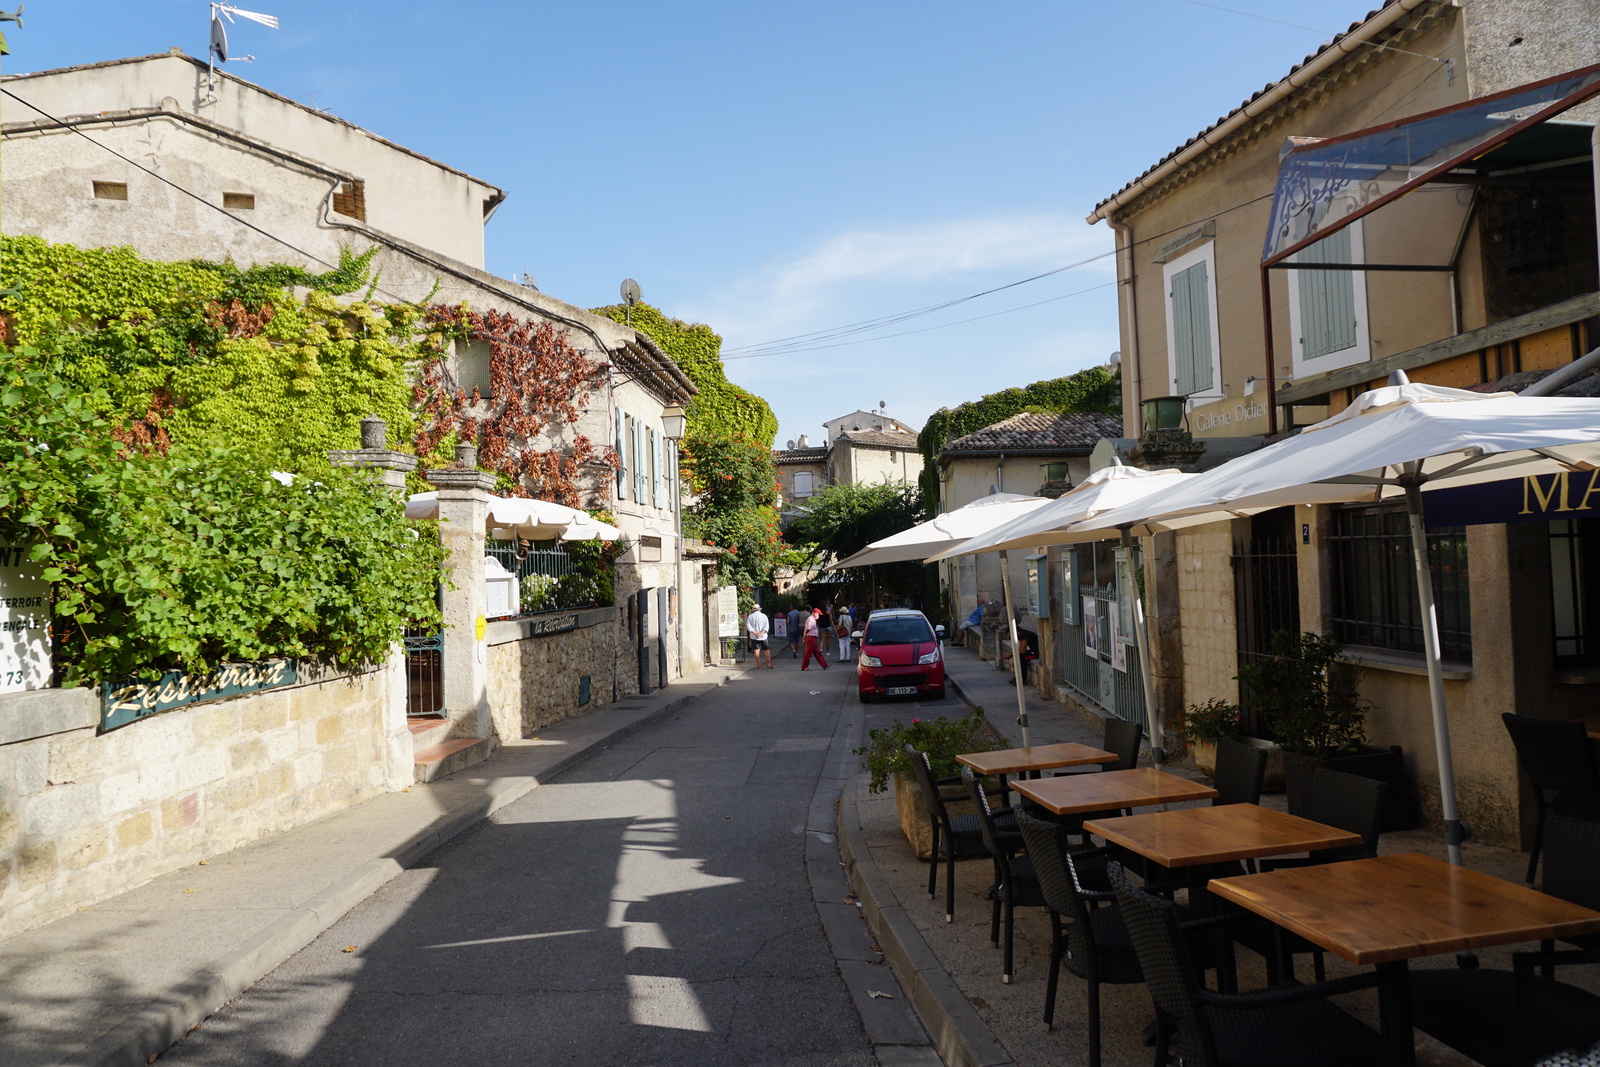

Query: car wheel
[929,687,946,701]
[858,689,874,704]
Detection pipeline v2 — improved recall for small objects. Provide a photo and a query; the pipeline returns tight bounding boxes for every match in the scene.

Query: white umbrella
[404,491,622,542]
[825,492,1049,570]
[932,464,1196,763]
[1082,375,1600,866]
[926,465,1196,560]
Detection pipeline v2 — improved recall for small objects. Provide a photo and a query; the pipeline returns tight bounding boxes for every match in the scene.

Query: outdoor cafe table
[956,742,1116,778]
[1010,767,1217,815]
[1208,852,1600,1066]
[1083,804,1361,868]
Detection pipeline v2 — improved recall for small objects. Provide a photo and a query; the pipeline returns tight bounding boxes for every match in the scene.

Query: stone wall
[1175,521,1240,712]
[485,609,629,740]
[0,666,388,939]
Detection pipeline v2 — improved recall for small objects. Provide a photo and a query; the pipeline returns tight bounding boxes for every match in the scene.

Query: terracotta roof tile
[943,412,1124,454]
[834,429,918,450]
[774,447,828,464]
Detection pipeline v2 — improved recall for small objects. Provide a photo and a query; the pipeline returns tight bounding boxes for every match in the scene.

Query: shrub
[854,709,1004,793]
[1177,697,1244,743]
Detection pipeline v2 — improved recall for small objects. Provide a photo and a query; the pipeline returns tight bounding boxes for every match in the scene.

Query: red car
[856,609,945,702]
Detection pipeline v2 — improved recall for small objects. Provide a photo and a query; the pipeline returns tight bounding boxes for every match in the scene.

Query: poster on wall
[716,586,740,638]
[1109,610,1127,673]
[773,615,787,640]
[0,543,51,693]
[1082,595,1099,657]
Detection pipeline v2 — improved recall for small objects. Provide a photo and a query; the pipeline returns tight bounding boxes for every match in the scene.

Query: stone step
[406,716,452,752]
[413,736,494,783]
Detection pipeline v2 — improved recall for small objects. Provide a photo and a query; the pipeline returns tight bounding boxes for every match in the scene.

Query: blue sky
[10,1,1386,445]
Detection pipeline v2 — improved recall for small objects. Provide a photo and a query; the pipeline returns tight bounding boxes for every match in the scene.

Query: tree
[786,481,925,563]
[678,433,783,601]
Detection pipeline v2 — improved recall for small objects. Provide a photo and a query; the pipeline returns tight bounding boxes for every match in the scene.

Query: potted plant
[1176,697,1243,776]
[1236,631,1413,826]
[855,708,1007,859]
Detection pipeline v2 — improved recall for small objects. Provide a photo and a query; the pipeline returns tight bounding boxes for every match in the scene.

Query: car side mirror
[934,624,946,636]
[852,631,862,639]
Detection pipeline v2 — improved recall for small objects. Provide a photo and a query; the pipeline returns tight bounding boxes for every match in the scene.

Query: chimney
[797,433,810,448]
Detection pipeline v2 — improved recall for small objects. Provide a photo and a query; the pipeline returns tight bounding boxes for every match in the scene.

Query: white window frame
[1161,241,1223,402]
[1286,219,1372,380]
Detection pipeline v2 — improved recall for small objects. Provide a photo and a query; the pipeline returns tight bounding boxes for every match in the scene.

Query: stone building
[1087,0,1600,847]
[0,51,705,937]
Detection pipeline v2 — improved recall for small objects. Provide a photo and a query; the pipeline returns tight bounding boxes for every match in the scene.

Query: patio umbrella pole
[1404,482,1467,868]
[1123,529,1163,768]
[998,549,1031,747]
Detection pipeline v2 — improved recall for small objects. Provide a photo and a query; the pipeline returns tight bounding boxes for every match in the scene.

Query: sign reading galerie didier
[0,543,51,694]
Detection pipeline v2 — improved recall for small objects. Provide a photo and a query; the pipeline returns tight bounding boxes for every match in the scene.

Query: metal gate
[1054,543,1146,725]
[1232,509,1300,737]
[404,625,444,718]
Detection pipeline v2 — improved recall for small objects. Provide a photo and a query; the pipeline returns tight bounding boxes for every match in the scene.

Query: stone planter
[1281,744,1412,829]
[1243,736,1285,792]
[1190,739,1217,777]
[893,771,978,860]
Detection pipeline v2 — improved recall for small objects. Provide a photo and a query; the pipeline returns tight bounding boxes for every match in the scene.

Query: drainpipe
[997,453,1005,494]
[1109,220,1142,431]
[1593,121,1599,294]
[1260,267,1279,435]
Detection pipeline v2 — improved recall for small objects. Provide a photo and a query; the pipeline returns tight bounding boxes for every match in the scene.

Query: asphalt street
[157,660,917,1067]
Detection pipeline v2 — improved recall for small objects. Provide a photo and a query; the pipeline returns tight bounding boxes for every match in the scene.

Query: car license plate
[887,686,917,696]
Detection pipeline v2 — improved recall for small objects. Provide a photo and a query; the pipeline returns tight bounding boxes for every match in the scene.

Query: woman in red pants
[801,607,830,670]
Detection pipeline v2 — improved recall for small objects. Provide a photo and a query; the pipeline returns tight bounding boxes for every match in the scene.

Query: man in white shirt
[746,606,772,669]
[836,608,854,662]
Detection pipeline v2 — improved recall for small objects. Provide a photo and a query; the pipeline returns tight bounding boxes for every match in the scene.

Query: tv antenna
[619,278,641,326]
[208,4,278,93]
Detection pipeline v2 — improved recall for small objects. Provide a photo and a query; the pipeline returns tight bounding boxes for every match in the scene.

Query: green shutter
[651,428,663,508]
[633,417,647,501]
[1171,261,1213,395]
[1297,227,1358,359]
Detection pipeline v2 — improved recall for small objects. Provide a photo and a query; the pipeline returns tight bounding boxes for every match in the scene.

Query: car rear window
[863,618,934,645]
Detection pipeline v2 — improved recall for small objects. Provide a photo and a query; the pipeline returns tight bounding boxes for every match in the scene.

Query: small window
[332,180,366,221]
[93,181,128,201]
[222,192,256,211]
[455,339,493,400]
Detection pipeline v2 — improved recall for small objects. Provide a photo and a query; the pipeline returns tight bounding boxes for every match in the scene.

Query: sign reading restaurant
[101,659,298,732]
[0,543,52,694]
[1425,469,1600,527]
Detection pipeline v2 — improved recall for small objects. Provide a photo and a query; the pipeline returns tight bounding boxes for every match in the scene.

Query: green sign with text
[100,659,298,732]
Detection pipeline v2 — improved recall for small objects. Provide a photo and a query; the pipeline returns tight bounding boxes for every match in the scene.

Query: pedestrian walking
[746,605,772,669]
[801,608,829,671]
[785,604,802,658]
[835,607,854,662]
[817,605,833,656]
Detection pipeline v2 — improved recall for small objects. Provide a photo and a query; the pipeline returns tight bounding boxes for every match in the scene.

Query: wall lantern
[661,401,687,441]
[1141,396,1187,434]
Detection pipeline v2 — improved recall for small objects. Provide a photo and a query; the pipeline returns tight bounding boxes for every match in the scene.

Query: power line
[1169,0,1450,64]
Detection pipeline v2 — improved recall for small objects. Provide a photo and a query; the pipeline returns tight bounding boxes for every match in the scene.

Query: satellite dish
[786,440,795,450]
[878,401,886,409]
[210,16,228,62]
[620,278,642,307]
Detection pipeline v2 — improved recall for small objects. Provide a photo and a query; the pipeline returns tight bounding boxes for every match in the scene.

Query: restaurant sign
[1425,469,1600,527]
[100,659,298,732]
[527,612,579,637]
[0,543,51,694]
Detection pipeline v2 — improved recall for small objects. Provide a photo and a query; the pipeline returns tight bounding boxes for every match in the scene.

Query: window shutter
[634,417,647,501]
[1171,261,1213,394]
[1297,227,1358,359]
[615,409,626,498]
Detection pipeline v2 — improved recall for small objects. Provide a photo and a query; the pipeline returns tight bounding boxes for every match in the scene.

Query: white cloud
[687,213,1115,344]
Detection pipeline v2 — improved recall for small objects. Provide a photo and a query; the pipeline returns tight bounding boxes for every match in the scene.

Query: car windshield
[864,617,934,645]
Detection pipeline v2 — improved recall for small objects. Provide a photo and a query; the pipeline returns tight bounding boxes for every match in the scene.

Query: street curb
[838,779,1016,1067]
[71,678,728,1067]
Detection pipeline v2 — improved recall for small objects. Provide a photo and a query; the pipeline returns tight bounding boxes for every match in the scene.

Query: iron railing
[1326,504,1472,663]
[1055,580,1146,725]
[485,539,590,617]
[1232,529,1301,737]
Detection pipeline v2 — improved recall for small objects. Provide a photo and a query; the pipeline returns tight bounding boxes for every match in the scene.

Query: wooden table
[1010,767,1217,815]
[1209,852,1600,1065]
[1084,804,1361,868]
[956,742,1116,777]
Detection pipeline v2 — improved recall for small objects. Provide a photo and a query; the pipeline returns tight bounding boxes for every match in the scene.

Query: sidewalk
[841,646,1548,1067]
[0,671,733,1067]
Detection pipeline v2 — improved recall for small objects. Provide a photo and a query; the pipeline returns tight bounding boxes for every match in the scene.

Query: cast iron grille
[1327,504,1471,663]
[1232,511,1301,737]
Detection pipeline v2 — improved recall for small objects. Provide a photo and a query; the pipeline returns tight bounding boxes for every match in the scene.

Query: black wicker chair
[1015,808,1143,1061]
[961,764,1041,984]
[1054,717,1143,779]
[1501,712,1600,884]
[1211,740,1268,807]
[1109,861,1400,1067]
[1539,814,1600,952]
[1239,768,1386,982]
[905,746,1010,924]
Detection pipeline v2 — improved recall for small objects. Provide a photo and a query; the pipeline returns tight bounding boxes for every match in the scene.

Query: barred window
[1328,504,1471,663]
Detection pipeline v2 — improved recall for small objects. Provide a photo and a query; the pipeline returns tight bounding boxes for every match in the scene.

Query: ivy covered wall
[593,303,778,447]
